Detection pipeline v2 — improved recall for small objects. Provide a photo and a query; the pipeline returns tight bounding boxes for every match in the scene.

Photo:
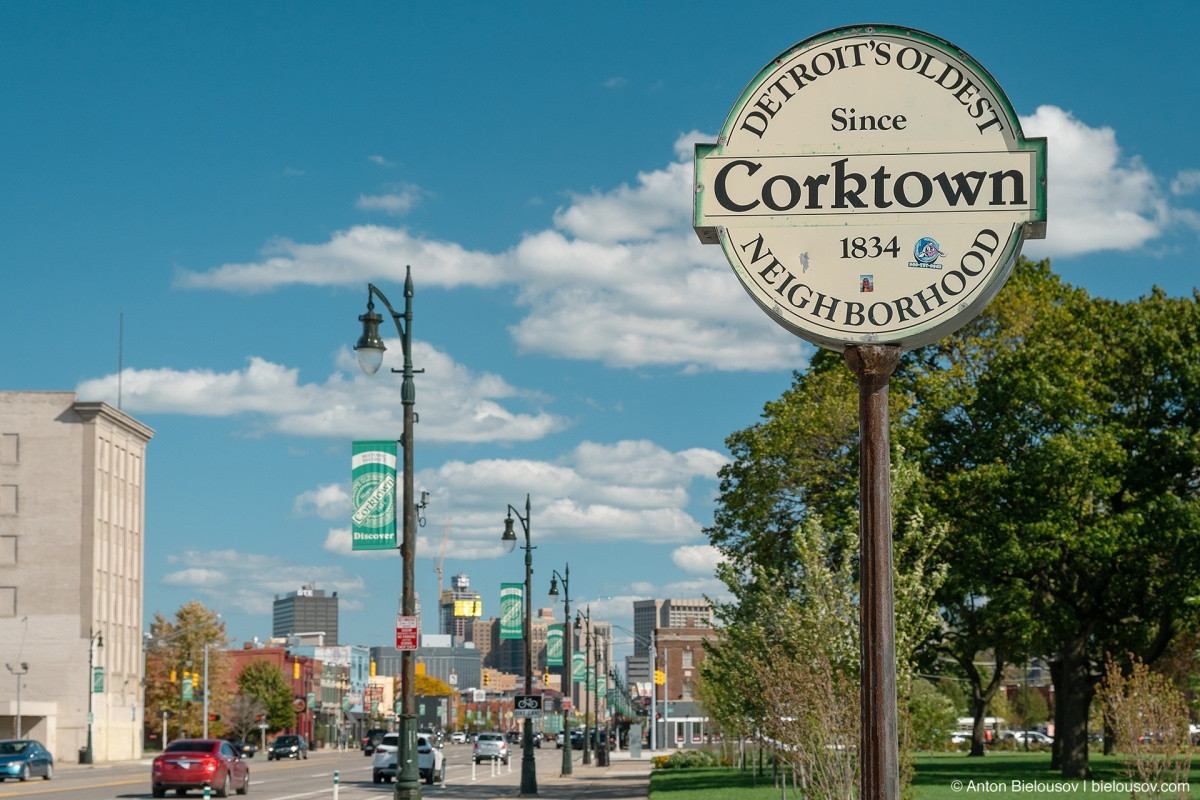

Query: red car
[151,738,249,798]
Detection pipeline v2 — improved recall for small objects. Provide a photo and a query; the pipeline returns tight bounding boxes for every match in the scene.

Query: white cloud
[317,439,725,559]
[294,484,350,520]
[76,340,566,443]
[158,550,368,616]
[1019,105,1168,257]
[174,225,509,293]
[671,544,726,575]
[1172,170,1200,197]
[173,132,810,373]
[357,183,424,216]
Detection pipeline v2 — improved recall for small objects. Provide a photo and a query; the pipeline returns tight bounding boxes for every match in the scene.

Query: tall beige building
[0,392,153,762]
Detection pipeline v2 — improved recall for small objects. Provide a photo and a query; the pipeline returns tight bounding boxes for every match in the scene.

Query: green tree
[236,660,297,733]
[914,280,1200,778]
[144,601,230,743]
[909,679,958,751]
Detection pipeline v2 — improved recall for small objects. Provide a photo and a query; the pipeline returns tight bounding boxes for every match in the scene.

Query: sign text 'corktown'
[695,25,1047,350]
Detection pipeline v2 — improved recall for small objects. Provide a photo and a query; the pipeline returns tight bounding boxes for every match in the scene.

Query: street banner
[597,674,606,698]
[351,440,397,550]
[500,582,523,640]
[546,624,564,666]
[572,650,586,682]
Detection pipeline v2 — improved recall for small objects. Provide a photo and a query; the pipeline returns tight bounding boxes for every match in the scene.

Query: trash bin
[79,747,91,765]
[596,743,609,766]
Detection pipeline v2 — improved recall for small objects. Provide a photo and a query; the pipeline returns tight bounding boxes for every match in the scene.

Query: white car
[372,733,445,785]
[449,731,467,744]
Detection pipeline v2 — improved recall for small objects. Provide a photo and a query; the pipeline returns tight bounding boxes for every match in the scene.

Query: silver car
[472,731,509,764]
[373,733,445,785]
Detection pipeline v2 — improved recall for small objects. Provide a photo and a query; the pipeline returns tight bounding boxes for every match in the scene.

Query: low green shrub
[652,749,723,769]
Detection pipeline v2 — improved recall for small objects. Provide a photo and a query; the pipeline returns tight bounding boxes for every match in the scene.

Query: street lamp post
[574,608,592,766]
[354,269,422,800]
[610,624,656,751]
[501,494,538,796]
[547,566,572,776]
[5,662,28,739]
[84,629,103,764]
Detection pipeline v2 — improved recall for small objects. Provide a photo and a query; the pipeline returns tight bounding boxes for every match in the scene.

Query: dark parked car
[0,739,53,782]
[362,728,388,755]
[266,734,308,760]
[151,738,248,798]
[223,738,257,758]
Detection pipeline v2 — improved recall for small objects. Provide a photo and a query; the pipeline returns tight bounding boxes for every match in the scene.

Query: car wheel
[19,764,30,782]
[373,771,381,784]
[237,772,249,795]
[216,772,231,798]
[302,751,307,760]
[152,786,166,798]
[43,763,53,780]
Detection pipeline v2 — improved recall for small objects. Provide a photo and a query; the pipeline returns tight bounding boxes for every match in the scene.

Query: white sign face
[695,25,1046,350]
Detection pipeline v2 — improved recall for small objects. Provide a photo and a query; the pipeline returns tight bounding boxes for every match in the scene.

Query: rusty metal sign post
[694,25,1046,799]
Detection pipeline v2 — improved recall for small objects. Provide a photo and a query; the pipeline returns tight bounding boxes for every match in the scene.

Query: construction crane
[434,519,451,601]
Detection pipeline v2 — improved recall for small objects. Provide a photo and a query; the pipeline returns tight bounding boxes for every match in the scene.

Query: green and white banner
[499,582,523,640]
[546,624,564,666]
[597,674,606,698]
[572,650,586,682]
[351,440,397,551]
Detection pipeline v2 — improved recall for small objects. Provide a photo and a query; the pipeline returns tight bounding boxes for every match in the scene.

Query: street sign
[395,615,419,650]
[514,694,543,718]
[695,25,1046,351]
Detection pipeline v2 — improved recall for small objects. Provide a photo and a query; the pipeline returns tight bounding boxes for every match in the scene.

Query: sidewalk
[531,749,653,800]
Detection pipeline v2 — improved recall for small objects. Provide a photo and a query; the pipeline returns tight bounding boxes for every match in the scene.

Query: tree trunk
[1052,634,1094,780]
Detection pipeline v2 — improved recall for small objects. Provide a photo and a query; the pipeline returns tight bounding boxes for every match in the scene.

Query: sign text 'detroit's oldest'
[694,25,1047,350]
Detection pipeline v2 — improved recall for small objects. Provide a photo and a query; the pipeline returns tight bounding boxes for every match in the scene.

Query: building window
[682,649,693,669]
[0,536,15,565]
[0,587,15,617]
[0,485,16,516]
[0,434,17,464]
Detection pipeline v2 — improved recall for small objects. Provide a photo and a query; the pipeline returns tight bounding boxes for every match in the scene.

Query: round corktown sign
[694,25,1047,351]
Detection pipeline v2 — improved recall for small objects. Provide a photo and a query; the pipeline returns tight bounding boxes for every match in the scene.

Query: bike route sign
[694,25,1046,351]
[514,694,543,718]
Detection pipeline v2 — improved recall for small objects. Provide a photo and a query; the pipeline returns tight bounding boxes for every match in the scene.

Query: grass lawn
[649,752,1198,800]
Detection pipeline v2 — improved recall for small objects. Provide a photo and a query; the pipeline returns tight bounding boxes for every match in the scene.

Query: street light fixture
[354,269,422,800]
[574,608,592,766]
[5,662,28,739]
[547,566,573,776]
[84,630,103,764]
[500,493,538,796]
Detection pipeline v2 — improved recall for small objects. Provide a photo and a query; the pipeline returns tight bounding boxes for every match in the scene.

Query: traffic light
[654,669,665,685]
[169,669,177,683]
[543,671,550,685]
[483,672,491,687]
[191,672,199,689]
[293,660,301,679]
[370,659,376,677]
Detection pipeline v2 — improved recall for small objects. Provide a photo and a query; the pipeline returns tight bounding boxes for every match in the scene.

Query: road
[0,743,584,800]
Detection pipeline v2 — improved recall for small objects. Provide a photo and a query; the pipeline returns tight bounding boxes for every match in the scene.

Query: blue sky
[3,2,1198,663]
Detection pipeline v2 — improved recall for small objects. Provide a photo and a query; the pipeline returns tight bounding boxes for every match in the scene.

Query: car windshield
[165,740,216,754]
[274,737,299,745]
[478,733,502,741]
[0,741,28,755]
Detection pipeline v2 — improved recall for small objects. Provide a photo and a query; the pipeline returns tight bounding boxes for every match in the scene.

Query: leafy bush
[651,749,723,770]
